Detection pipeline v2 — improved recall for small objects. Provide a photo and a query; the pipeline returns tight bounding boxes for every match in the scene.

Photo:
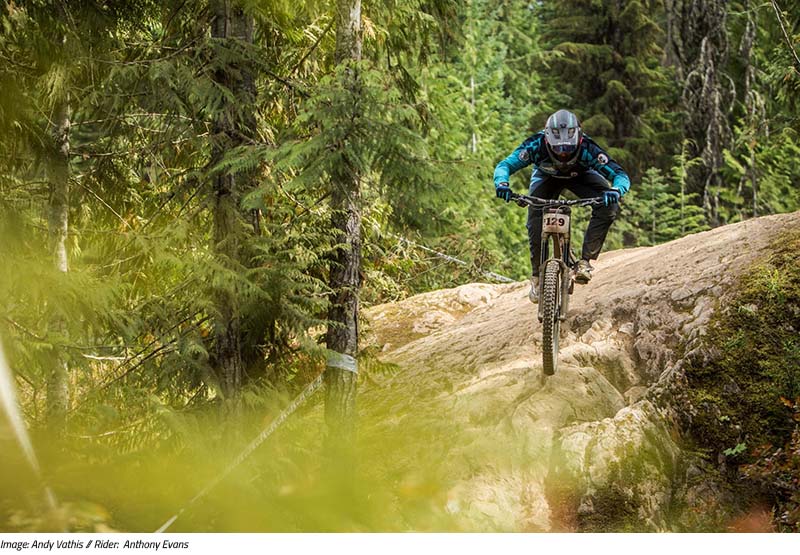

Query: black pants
[526,169,619,275]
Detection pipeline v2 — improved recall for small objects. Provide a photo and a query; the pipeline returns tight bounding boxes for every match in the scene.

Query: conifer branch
[78,181,133,230]
[265,70,310,98]
[290,18,336,75]
[771,0,800,73]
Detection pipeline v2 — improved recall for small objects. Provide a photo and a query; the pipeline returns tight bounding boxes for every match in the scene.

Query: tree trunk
[325,0,362,447]
[46,99,70,432]
[213,174,244,399]
[740,1,761,218]
[670,0,732,225]
[325,184,361,442]
[334,0,362,63]
[210,0,254,399]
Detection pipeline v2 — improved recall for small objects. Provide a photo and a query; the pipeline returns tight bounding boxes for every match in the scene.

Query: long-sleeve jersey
[493,132,631,195]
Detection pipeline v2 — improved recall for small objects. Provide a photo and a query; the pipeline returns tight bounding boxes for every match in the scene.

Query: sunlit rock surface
[364,211,800,531]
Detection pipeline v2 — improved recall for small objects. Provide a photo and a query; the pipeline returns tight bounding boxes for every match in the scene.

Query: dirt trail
[364,211,799,531]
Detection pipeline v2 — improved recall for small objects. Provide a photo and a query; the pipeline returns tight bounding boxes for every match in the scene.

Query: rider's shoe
[529,275,540,304]
[574,259,593,284]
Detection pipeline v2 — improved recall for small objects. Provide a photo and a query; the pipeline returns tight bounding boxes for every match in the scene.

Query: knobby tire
[541,259,561,376]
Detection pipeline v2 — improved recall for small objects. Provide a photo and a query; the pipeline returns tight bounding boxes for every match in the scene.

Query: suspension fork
[559,228,573,322]
[537,233,563,322]
[559,258,571,321]
[536,232,572,322]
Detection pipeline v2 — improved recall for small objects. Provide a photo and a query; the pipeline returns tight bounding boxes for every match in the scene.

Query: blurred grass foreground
[0,349,494,532]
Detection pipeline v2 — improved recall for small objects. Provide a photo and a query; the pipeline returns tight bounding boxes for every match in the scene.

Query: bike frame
[510,193,604,322]
[537,205,574,323]
[506,192,606,376]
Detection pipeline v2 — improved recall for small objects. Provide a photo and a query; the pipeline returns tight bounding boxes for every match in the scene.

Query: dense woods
[1,0,799,532]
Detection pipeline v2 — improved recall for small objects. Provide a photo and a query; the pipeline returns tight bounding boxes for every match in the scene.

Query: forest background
[0,0,799,532]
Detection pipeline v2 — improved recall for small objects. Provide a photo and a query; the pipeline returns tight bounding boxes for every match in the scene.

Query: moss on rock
[685,229,800,529]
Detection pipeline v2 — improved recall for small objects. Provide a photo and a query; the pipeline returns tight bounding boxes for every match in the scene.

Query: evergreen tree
[325,0,363,447]
[2,0,800,482]
[542,0,677,177]
[666,0,733,225]
[615,164,707,247]
[721,0,800,221]
[208,0,257,399]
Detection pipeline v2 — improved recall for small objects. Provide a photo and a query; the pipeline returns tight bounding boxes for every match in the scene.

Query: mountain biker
[493,109,631,303]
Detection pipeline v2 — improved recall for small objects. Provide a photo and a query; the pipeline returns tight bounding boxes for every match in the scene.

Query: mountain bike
[510,193,605,376]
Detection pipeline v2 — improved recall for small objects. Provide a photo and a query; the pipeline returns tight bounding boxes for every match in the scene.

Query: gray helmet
[544,109,583,166]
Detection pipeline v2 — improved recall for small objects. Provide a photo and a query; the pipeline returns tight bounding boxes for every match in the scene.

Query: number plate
[543,213,570,234]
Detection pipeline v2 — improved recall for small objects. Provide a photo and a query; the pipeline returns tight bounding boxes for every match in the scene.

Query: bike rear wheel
[541,259,561,376]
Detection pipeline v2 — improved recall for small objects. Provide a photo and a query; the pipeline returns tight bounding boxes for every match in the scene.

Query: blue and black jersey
[493,132,631,194]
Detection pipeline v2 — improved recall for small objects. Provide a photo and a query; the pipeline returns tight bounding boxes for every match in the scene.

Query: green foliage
[723,442,747,457]
[2,350,549,532]
[613,166,708,247]
[0,0,335,423]
[716,1,800,223]
[2,0,800,532]
[541,0,678,178]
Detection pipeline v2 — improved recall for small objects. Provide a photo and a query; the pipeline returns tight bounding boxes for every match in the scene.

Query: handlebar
[509,192,605,208]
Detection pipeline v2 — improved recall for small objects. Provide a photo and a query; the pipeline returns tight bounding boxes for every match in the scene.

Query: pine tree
[722,0,800,220]
[616,164,706,247]
[208,0,257,399]
[45,96,70,432]
[542,0,676,177]
[666,0,733,225]
[325,0,363,446]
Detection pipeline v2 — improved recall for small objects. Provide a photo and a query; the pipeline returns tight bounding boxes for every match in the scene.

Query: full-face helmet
[543,109,583,166]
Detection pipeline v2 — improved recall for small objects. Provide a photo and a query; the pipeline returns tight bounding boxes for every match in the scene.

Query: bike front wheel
[541,259,561,376]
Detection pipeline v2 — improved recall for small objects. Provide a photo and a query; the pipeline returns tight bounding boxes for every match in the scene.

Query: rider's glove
[603,188,621,206]
[495,183,512,202]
